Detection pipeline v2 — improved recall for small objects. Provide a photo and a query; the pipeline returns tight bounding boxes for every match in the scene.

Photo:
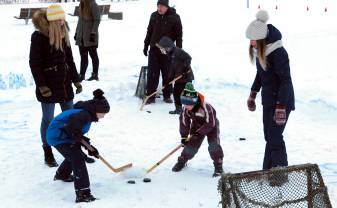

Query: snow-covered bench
[108,12,123,20]
[14,7,45,25]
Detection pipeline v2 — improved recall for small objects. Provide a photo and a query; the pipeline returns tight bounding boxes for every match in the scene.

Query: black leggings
[79,46,99,76]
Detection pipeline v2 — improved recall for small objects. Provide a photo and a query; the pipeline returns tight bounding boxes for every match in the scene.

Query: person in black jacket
[246,10,295,171]
[29,5,83,167]
[157,36,194,114]
[143,0,183,104]
[46,89,110,203]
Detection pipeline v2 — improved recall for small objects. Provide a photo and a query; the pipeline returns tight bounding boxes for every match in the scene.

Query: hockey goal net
[218,164,332,208]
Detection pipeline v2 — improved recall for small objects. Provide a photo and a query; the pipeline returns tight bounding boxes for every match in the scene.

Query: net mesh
[218,164,332,208]
[135,66,147,99]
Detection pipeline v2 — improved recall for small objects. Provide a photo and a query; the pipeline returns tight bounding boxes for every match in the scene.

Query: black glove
[74,33,77,41]
[181,137,189,145]
[89,33,96,42]
[88,145,99,159]
[143,45,148,57]
[80,135,91,148]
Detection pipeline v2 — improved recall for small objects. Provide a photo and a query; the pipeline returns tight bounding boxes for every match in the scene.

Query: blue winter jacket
[46,101,97,146]
[251,24,295,110]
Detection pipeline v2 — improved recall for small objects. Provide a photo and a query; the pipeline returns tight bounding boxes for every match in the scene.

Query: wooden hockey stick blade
[99,156,133,173]
[140,69,192,111]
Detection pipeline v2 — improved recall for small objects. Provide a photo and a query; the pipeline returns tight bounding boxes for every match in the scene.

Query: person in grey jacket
[75,0,101,81]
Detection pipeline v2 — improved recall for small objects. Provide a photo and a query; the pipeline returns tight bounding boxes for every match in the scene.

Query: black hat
[157,0,169,7]
[158,36,175,54]
[92,89,110,113]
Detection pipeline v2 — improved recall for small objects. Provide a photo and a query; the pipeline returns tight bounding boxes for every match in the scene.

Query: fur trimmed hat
[46,4,66,22]
[157,0,169,7]
[246,10,269,40]
[92,89,110,113]
[180,82,198,106]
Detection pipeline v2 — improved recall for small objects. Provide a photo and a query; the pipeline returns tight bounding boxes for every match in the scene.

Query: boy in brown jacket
[172,83,224,177]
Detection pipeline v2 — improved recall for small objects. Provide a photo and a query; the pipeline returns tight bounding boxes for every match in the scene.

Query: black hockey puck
[143,178,151,183]
[127,180,136,184]
[146,110,151,113]
[239,137,246,141]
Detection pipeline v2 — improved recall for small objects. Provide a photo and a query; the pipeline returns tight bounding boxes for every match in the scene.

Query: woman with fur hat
[246,10,295,170]
[46,89,110,203]
[74,0,101,81]
[172,83,224,177]
[29,5,82,168]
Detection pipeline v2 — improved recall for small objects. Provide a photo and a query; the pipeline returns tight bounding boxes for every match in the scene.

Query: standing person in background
[245,10,295,171]
[157,36,194,114]
[75,0,101,81]
[143,0,183,104]
[29,5,82,167]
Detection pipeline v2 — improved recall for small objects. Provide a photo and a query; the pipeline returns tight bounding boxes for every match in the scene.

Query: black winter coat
[29,31,80,103]
[169,47,194,83]
[144,8,183,49]
[251,24,295,110]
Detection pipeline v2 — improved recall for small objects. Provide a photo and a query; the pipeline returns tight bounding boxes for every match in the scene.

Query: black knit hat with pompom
[92,89,110,113]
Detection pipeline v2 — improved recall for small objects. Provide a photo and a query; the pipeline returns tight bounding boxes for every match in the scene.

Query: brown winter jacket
[29,9,80,103]
[179,93,218,137]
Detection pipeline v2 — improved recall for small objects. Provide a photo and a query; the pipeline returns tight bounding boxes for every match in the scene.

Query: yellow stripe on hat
[48,10,65,16]
[47,4,65,21]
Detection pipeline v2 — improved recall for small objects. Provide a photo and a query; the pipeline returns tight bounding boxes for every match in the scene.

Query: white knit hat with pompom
[246,10,269,40]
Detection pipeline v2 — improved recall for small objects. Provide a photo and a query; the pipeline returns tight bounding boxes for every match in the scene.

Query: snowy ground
[0,0,336,207]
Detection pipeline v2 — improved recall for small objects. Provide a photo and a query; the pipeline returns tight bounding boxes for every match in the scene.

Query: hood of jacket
[32,9,49,37]
[266,24,282,44]
[156,7,176,17]
[74,101,98,122]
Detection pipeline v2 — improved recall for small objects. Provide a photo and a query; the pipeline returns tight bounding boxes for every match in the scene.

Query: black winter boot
[212,163,223,177]
[87,73,99,81]
[169,105,182,114]
[54,171,74,182]
[172,157,187,172]
[163,97,173,103]
[43,146,58,167]
[75,189,96,203]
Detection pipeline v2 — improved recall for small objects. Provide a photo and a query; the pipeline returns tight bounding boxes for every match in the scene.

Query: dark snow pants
[55,143,90,192]
[262,106,291,170]
[173,82,186,109]
[146,47,172,99]
[179,119,224,166]
[79,46,99,76]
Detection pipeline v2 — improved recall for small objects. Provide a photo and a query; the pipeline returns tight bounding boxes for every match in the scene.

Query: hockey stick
[81,139,132,173]
[140,68,192,111]
[146,136,192,174]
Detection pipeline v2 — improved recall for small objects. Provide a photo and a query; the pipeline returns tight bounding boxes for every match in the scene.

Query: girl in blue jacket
[46,89,110,203]
[245,10,295,172]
